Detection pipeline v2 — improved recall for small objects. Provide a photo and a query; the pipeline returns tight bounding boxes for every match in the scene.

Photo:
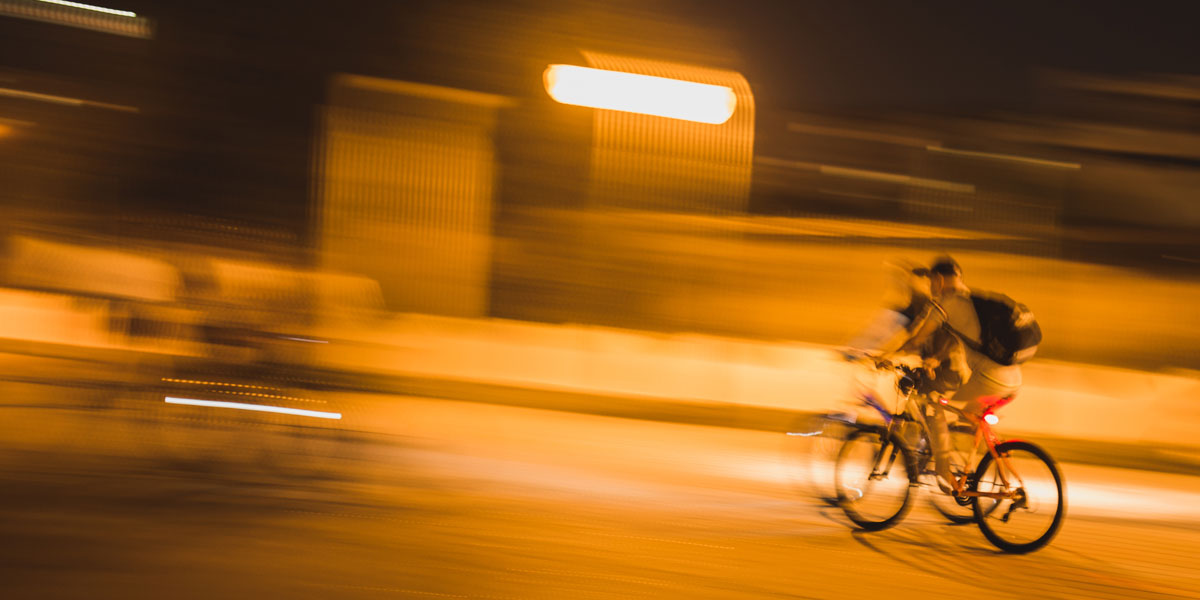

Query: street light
[543,64,736,125]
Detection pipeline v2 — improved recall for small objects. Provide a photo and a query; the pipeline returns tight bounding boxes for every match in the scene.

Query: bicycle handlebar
[842,351,925,382]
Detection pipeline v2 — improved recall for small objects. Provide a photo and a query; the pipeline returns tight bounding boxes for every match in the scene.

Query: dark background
[2,0,1198,236]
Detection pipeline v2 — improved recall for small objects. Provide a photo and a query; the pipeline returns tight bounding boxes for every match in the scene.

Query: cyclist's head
[885,258,931,307]
[914,255,962,297]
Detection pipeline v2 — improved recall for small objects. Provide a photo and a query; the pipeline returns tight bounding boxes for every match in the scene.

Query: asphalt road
[3,393,1199,599]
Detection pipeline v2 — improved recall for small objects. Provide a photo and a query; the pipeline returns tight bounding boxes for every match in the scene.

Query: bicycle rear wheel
[971,440,1065,553]
[834,428,916,531]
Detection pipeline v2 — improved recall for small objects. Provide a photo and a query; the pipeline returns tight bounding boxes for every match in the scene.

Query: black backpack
[950,291,1042,366]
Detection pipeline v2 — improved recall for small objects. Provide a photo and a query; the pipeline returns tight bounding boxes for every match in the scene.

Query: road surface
[2,392,1199,599]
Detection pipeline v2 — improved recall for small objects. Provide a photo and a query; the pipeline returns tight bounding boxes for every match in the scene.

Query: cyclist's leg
[936,372,1019,483]
[902,393,956,492]
[926,402,958,492]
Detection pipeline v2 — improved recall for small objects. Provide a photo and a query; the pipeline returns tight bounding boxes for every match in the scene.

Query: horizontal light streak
[1163,254,1200,264]
[544,64,736,124]
[0,87,85,107]
[926,145,1081,170]
[0,0,151,38]
[819,165,976,193]
[164,397,341,420]
[0,87,138,112]
[281,336,329,344]
[788,122,938,148]
[163,378,276,390]
[37,0,135,17]
[756,157,974,194]
[336,74,513,108]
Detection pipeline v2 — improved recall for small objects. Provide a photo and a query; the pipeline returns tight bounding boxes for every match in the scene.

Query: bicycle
[832,356,1066,553]
[784,357,971,516]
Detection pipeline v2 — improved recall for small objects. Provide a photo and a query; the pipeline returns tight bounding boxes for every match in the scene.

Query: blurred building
[2,0,1196,357]
[315,74,506,317]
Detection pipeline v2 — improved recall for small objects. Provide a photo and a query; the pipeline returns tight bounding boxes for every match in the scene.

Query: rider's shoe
[934,460,959,495]
[934,473,956,495]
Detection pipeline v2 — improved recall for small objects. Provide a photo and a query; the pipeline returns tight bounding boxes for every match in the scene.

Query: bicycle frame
[922,396,1025,502]
[848,358,1025,502]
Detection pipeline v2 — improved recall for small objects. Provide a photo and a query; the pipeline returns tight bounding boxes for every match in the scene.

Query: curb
[309,368,1200,477]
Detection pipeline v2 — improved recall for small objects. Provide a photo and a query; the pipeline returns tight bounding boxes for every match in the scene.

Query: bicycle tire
[784,413,852,507]
[971,440,1065,553]
[834,427,917,531]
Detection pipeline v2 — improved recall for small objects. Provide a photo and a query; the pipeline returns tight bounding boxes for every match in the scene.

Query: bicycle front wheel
[834,428,916,531]
[972,440,1065,553]
[784,413,853,507]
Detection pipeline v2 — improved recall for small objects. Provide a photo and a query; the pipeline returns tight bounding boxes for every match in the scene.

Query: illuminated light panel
[543,64,736,125]
[164,397,342,420]
[36,0,135,17]
[983,414,1000,425]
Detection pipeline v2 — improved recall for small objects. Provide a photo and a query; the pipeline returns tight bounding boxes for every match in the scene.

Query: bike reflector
[983,414,1000,425]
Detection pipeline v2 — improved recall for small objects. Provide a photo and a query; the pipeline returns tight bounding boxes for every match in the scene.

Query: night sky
[119,0,1200,114]
[696,0,1200,111]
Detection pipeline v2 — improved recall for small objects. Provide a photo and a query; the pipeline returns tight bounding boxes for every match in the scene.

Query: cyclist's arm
[894,301,944,355]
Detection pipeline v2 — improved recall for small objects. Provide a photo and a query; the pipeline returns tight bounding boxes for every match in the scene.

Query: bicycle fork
[869,439,902,481]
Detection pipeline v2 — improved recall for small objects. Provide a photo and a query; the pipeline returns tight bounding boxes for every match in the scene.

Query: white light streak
[281,336,329,344]
[165,397,342,420]
[36,0,136,17]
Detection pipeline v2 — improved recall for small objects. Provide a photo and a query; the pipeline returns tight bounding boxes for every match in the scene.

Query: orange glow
[543,64,736,124]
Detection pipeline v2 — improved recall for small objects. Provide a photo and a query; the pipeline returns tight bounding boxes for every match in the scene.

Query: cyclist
[841,259,967,427]
[902,255,1026,492]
